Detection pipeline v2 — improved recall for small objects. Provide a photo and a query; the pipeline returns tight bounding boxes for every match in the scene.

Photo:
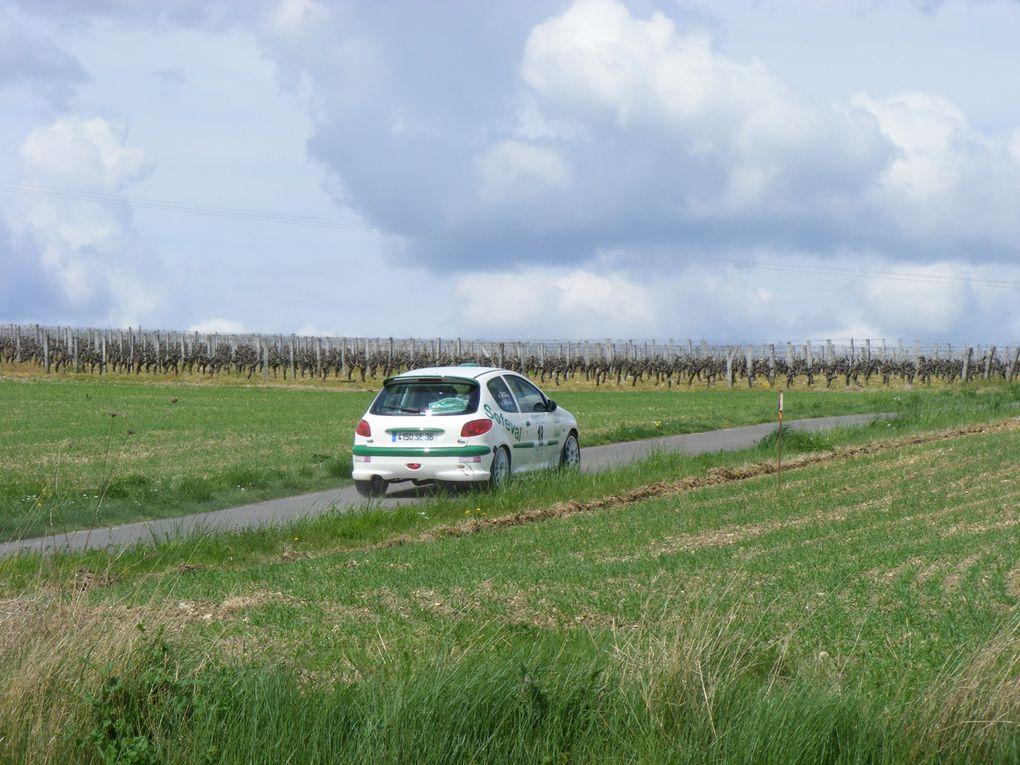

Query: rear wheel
[489,446,511,488]
[560,432,580,470]
[355,476,387,498]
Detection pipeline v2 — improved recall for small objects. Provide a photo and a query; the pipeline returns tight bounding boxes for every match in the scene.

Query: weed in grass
[755,425,835,454]
[222,466,269,489]
[79,623,222,765]
[81,649,161,763]
[104,475,154,500]
[175,477,215,503]
[323,455,352,479]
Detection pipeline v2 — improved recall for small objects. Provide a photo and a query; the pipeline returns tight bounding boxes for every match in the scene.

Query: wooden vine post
[776,391,784,491]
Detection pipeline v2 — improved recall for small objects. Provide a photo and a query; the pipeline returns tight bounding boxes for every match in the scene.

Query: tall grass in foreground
[3,590,1019,764]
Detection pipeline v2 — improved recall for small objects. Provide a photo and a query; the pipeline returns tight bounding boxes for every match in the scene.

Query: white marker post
[777,391,784,489]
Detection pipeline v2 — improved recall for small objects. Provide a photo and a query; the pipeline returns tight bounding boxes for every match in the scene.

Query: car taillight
[355,419,372,437]
[460,419,493,438]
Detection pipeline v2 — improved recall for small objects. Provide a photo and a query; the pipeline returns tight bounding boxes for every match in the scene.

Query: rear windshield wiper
[379,405,423,414]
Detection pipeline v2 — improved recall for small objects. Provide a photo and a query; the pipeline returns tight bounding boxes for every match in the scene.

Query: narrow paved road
[0,413,888,558]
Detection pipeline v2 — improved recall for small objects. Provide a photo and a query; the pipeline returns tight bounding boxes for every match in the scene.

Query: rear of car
[352,371,497,496]
[352,366,580,498]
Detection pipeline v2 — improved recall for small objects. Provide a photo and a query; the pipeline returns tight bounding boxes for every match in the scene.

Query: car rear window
[371,378,480,416]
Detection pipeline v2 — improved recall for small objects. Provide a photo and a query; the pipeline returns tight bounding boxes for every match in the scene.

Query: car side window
[487,377,519,413]
[504,375,547,413]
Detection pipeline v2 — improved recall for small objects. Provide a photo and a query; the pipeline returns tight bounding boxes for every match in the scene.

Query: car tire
[560,432,580,470]
[489,446,511,488]
[355,476,387,498]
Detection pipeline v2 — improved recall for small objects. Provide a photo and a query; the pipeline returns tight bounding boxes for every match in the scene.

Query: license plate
[393,432,437,443]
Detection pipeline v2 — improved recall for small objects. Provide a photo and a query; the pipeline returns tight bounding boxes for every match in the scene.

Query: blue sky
[1,0,1018,343]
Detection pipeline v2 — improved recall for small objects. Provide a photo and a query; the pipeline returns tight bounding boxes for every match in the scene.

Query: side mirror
[545,399,558,412]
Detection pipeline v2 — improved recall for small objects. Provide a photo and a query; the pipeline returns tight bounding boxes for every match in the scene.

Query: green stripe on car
[352,445,491,458]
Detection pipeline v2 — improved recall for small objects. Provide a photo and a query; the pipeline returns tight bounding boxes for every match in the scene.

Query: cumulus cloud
[297,0,1020,274]
[449,256,801,341]
[517,0,888,230]
[452,266,659,338]
[852,91,969,196]
[858,262,973,335]
[6,116,165,326]
[4,0,1019,343]
[20,116,152,189]
[521,0,791,138]
[475,140,572,203]
[457,249,1020,345]
[187,318,248,334]
[17,0,1017,272]
[294,0,891,268]
[853,90,1020,256]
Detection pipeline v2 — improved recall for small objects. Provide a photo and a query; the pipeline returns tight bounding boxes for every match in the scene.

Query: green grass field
[1,379,1019,760]
[3,395,1020,762]
[1,375,911,541]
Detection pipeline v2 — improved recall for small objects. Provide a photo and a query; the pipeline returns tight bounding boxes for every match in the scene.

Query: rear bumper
[351,444,494,483]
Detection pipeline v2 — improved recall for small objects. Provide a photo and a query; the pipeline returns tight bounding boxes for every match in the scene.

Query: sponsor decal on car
[483,403,522,442]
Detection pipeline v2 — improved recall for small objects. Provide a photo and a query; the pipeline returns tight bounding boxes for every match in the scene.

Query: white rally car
[352,365,580,497]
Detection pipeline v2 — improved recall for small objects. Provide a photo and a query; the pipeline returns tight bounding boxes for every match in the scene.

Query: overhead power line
[634,253,1020,290]
[2,178,1018,291]
[0,179,393,235]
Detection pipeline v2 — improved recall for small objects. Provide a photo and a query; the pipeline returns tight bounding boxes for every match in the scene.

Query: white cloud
[265,0,328,39]
[10,115,163,326]
[453,267,657,338]
[556,269,656,329]
[522,0,807,151]
[475,140,572,203]
[253,0,380,113]
[3,0,1020,344]
[517,0,892,227]
[187,318,248,334]
[513,0,1020,261]
[511,99,591,143]
[858,263,972,334]
[852,91,969,196]
[850,90,1020,253]
[20,116,152,189]
[1009,130,1020,168]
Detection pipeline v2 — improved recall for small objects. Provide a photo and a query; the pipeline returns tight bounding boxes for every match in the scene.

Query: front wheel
[559,433,580,470]
[489,446,511,488]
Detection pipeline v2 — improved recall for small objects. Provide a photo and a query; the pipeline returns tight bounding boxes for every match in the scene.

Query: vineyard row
[1,325,1018,388]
